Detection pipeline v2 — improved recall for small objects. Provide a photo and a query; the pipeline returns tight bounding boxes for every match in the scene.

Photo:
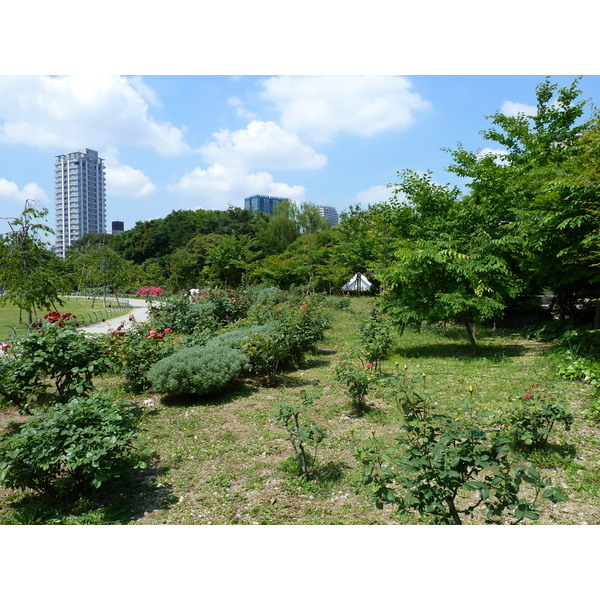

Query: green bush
[147,342,248,397]
[120,323,178,392]
[555,352,600,386]
[354,372,568,524]
[523,320,577,342]
[0,354,45,414]
[335,359,377,413]
[148,295,217,334]
[0,393,150,496]
[555,329,600,361]
[0,312,108,412]
[242,324,291,385]
[203,288,251,324]
[503,393,574,453]
[357,309,394,369]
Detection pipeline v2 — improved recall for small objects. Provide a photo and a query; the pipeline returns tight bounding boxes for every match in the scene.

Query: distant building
[318,205,339,226]
[244,194,289,215]
[54,148,106,258]
[112,221,125,235]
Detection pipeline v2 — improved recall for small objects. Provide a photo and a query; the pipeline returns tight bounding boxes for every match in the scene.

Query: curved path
[78,297,151,335]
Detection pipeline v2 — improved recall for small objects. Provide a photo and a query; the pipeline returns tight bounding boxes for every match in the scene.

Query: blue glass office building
[244,194,289,215]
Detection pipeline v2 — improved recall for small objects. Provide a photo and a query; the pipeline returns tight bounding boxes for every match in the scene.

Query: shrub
[503,393,574,453]
[335,359,377,414]
[523,320,577,342]
[555,329,600,361]
[245,285,288,307]
[120,323,178,392]
[148,295,216,334]
[242,324,291,385]
[271,389,327,481]
[357,309,394,370]
[354,372,568,524]
[0,393,150,496]
[555,352,600,387]
[135,286,165,298]
[147,342,248,397]
[203,288,251,324]
[271,298,331,363]
[0,313,108,412]
[0,353,46,414]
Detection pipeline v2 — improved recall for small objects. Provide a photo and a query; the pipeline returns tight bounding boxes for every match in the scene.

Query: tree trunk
[445,496,463,525]
[463,314,478,355]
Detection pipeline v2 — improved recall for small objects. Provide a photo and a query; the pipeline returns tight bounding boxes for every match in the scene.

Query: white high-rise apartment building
[318,205,339,227]
[54,148,106,258]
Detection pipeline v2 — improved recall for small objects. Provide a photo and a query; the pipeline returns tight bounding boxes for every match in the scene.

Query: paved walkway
[79,297,151,334]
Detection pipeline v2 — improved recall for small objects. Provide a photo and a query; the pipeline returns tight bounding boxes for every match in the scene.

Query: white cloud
[259,75,431,143]
[102,147,156,198]
[227,96,256,120]
[501,100,537,117]
[199,120,327,170]
[106,164,156,197]
[349,184,393,209]
[0,178,48,204]
[0,75,190,156]
[477,147,510,165]
[168,164,306,209]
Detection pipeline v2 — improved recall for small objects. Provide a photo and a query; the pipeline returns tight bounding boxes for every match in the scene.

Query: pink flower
[143,398,155,408]
[149,330,157,338]
[365,363,373,369]
[157,333,164,339]
[523,393,532,399]
[164,328,172,333]
[300,305,307,310]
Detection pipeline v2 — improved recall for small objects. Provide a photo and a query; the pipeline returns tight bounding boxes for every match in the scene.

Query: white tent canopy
[341,273,372,293]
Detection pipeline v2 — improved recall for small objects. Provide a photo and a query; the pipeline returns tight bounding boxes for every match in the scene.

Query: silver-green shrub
[147,342,248,397]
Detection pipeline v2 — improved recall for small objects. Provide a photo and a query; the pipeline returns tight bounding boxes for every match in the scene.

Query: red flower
[365,363,373,369]
[164,328,172,333]
[523,393,532,400]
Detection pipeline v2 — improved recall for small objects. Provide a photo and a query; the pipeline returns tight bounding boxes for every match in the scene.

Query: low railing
[0,303,131,342]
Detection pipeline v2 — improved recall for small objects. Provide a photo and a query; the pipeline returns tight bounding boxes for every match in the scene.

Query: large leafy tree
[374,171,521,353]
[446,77,600,323]
[337,204,376,276]
[0,201,63,324]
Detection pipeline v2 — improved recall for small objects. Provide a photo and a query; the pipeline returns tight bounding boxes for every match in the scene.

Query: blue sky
[1,74,599,238]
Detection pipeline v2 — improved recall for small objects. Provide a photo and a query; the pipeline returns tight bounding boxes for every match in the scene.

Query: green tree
[0,201,63,324]
[375,171,521,353]
[445,77,599,324]
[338,204,376,276]
[201,234,259,287]
[67,243,132,307]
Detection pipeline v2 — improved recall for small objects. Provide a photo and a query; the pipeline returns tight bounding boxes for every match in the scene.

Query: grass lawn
[0,297,130,340]
[0,296,598,525]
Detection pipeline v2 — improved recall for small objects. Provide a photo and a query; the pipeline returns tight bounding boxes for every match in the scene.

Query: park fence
[0,303,131,342]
